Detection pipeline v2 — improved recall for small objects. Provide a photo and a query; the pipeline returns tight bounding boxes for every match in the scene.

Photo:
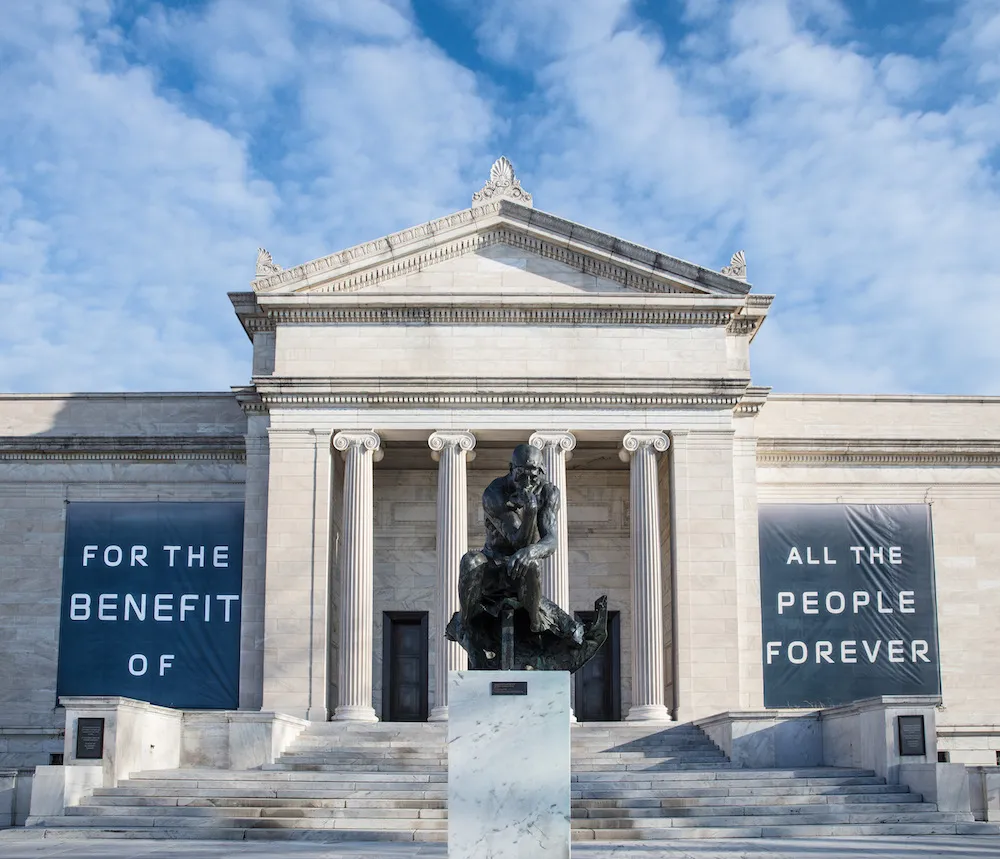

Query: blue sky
[1,0,999,394]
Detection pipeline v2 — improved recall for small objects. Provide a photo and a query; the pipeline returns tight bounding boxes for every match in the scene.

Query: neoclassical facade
[2,159,999,769]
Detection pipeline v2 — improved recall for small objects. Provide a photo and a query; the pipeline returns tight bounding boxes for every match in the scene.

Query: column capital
[428,430,477,462]
[333,430,383,462]
[529,431,577,456]
[619,431,669,462]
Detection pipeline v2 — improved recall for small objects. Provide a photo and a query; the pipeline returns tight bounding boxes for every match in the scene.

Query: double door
[382,612,428,722]
[574,610,621,721]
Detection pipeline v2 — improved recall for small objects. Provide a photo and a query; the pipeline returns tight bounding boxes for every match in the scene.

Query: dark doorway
[573,610,621,721]
[382,612,429,722]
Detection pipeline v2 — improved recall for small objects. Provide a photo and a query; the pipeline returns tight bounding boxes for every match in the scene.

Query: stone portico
[234,159,772,724]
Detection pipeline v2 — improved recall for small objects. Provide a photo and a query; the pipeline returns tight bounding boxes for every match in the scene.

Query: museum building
[2,156,1000,789]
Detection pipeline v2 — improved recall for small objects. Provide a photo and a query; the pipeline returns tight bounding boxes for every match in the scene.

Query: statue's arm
[532,483,559,559]
[507,483,559,578]
[483,480,534,547]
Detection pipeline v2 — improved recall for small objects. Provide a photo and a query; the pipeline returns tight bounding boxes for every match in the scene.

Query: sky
[1,0,999,395]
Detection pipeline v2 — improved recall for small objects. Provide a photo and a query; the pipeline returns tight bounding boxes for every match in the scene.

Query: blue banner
[759,504,940,708]
[57,502,244,709]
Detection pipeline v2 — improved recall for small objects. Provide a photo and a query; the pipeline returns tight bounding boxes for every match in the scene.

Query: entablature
[249,375,751,412]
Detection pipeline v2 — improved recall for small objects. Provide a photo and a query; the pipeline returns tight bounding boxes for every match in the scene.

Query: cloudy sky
[1,0,998,394]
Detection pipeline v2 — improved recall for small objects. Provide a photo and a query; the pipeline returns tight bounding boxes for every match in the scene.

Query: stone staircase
[26,721,999,841]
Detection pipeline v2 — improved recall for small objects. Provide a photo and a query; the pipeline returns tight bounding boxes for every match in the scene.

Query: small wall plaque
[491,681,528,696]
[75,717,105,760]
[898,714,926,757]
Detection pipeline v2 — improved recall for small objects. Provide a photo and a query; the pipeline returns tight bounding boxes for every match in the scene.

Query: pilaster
[261,428,334,721]
[238,415,269,710]
[669,429,741,722]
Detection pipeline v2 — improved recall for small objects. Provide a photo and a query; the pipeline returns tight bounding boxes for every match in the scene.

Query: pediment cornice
[251,200,751,299]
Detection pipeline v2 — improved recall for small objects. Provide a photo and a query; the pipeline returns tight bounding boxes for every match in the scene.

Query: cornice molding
[251,200,751,298]
[233,386,267,415]
[734,385,772,417]
[757,438,1000,467]
[251,377,749,410]
[0,436,246,463]
[265,304,737,327]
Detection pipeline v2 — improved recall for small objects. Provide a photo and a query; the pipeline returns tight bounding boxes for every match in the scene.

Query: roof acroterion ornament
[721,250,747,280]
[255,248,282,278]
[472,156,533,208]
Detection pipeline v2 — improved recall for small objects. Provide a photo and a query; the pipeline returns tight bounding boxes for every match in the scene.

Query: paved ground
[1,833,999,859]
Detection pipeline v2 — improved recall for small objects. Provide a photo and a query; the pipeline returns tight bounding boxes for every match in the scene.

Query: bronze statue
[446,443,608,671]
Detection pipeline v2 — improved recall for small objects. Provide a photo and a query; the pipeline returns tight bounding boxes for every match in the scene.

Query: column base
[333,705,378,722]
[625,704,673,722]
[428,706,448,721]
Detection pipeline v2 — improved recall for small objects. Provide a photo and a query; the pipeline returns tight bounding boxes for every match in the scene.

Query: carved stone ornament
[721,250,747,280]
[471,156,533,208]
[428,430,477,462]
[256,248,283,278]
[333,430,384,462]
[619,431,670,462]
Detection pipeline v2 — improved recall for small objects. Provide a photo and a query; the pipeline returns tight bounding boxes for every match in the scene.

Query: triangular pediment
[365,243,635,297]
[251,200,751,299]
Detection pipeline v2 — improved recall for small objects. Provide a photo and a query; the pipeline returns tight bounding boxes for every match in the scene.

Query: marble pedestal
[448,670,570,859]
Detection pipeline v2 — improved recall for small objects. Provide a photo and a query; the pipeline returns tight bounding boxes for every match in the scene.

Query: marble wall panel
[274,323,733,382]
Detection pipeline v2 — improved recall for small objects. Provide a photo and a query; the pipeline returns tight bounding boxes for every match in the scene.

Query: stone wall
[0,394,246,765]
[755,395,1000,738]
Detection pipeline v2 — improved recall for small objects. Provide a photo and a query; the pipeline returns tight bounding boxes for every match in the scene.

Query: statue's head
[509,443,545,493]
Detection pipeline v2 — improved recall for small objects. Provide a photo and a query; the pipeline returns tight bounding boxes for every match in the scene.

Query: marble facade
[1,159,1000,771]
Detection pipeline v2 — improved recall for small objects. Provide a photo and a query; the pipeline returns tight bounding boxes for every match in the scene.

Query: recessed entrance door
[573,610,621,721]
[382,612,429,722]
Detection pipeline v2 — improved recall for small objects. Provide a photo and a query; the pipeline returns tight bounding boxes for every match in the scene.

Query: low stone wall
[968,766,1000,821]
[25,697,309,822]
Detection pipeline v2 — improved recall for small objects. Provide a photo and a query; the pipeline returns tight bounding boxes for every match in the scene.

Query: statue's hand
[512,487,539,512]
[506,546,538,578]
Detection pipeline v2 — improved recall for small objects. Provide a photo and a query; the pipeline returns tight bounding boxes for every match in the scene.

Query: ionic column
[528,431,576,611]
[333,430,382,722]
[620,431,672,722]
[428,431,477,721]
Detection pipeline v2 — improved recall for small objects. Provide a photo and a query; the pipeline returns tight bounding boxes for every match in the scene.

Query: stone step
[570,822,1000,840]
[572,767,874,781]
[572,801,939,819]
[130,771,448,783]
[574,792,923,808]
[99,787,448,800]
[31,815,448,831]
[69,805,448,820]
[269,764,447,773]
[23,825,448,843]
[571,811,971,829]
[88,795,447,809]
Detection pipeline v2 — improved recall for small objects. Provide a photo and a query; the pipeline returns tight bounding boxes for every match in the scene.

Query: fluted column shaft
[528,431,576,611]
[621,431,672,722]
[428,431,476,720]
[333,430,382,722]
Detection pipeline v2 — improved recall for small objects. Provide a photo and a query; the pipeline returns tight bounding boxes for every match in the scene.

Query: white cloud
[0,0,496,392]
[2,0,998,395]
[463,0,1000,394]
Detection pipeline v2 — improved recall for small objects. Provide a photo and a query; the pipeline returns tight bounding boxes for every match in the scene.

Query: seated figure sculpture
[446,443,608,672]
